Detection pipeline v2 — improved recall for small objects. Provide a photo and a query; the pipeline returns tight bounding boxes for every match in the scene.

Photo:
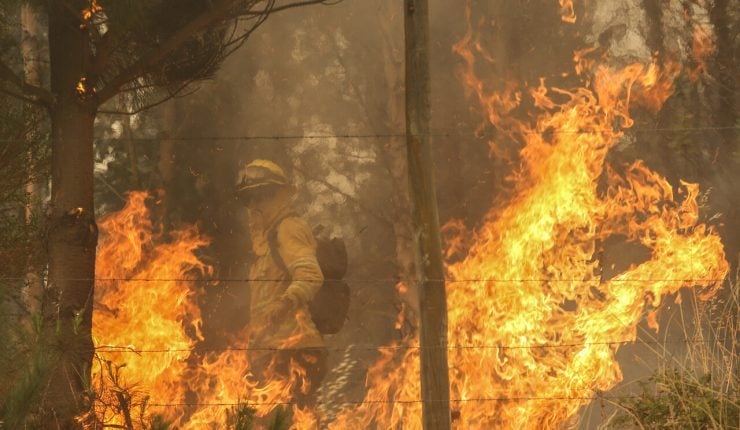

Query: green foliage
[225,404,292,430]
[0,86,50,429]
[611,370,739,429]
[0,314,52,430]
[0,95,49,279]
[609,277,739,430]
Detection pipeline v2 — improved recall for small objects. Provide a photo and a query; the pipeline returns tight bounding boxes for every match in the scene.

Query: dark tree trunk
[157,100,177,231]
[642,0,664,58]
[709,0,739,261]
[21,2,43,318]
[42,0,97,424]
[404,0,451,427]
[377,0,418,330]
[709,0,737,148]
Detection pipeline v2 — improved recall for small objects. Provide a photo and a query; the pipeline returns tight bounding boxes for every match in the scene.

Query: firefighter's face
[242,185,277,208]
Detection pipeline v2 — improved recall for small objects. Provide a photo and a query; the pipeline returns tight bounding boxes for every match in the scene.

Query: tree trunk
[157,101,177,231]
[123,115,141,189]
[42,1,97,424]
[43,104,97,427]
[404,0,451,428]
[709,0,737,151]
[378,0,418,334]
[21,2,43,317]
[642,0,664,59]
[708,0,739,262]
[640,0,672,178]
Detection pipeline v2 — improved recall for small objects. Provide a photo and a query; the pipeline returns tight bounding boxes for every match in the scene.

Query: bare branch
[0,61,53,107]
[97,81,198,116]
[93,0,247,105]
[262,0,341,14]
[243,0,340,15]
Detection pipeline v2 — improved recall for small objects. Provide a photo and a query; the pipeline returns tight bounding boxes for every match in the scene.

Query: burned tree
[0,0,331,425]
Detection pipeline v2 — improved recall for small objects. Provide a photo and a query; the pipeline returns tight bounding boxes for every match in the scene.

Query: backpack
[267,217,350,334]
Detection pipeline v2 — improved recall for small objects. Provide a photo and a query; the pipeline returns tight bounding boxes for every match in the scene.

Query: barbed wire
[0,125,738,144]
[92,338,717,354]
[141,392,738,408]
[0,276,727,283]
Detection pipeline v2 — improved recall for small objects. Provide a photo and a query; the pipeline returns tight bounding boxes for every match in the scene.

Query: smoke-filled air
[0,0,737,429]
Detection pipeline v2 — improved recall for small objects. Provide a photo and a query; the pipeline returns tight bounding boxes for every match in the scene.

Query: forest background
[0,0,737,428]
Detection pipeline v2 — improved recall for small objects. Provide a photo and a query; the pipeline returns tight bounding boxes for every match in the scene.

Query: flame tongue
[443,61,727,427]
[331,38,727,430]
[88,18,728,430]
[91,192,319,428]
[92,192,210,426]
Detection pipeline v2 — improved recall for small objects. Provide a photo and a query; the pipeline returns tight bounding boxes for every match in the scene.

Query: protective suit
[238,159,327,408]
[247,200,325,349]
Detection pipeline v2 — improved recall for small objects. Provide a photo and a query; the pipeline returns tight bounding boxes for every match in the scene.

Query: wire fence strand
[91,338,718,354]
[141,393,739,408]
[1,125,738,144]
[0,276,728,283]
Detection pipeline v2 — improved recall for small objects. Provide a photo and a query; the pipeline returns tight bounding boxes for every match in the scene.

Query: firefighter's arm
[276,218,323,307]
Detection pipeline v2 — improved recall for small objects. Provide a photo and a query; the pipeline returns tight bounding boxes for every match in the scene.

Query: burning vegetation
[82,14,729,430]
[0,0,737,429]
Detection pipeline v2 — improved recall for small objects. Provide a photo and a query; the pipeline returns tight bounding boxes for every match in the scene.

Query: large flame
[87,5,728,428]
[90,192,320,428]
[330,11,728,430]
[92,191,209,426]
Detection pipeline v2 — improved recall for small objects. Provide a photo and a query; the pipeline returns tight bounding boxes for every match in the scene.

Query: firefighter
[237,159,327,408]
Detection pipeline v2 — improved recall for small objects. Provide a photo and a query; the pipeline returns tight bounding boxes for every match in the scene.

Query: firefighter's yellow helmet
[237,159,289,191]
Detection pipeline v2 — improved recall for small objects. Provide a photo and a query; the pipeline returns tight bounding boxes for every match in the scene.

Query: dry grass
[603,265,739,429]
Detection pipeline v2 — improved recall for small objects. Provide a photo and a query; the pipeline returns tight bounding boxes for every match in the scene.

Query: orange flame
[86,6,728,427]
[687,21,715,81]
[559,0,576,23]
[89,192,322,428]
[330,12,727,430]
[82,0,102,21]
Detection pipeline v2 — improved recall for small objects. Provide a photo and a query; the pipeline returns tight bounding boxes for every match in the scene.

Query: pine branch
[94,0,332,106]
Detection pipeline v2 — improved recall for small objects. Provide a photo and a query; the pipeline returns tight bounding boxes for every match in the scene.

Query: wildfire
[688,21,715,82]
[90,192,319,428]
[91,192,209,426]
[82,0,102,21]
[559,0,576,24]
[329,7,728,430]
[86,4,728,429]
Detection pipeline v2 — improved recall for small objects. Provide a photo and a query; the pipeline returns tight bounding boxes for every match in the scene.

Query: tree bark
[377,0,418,334]
[41,1,97,424]
[151,100,178,234]
[123,116,141,189]
[708,0,739,263]
[642,0,664,58]
[21,2,43,317]
[404,0,451,428]
[640,0,672,177]
[709,0,737,149]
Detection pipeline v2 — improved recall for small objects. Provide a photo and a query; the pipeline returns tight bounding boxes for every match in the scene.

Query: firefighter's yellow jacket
[248,200,324,350]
